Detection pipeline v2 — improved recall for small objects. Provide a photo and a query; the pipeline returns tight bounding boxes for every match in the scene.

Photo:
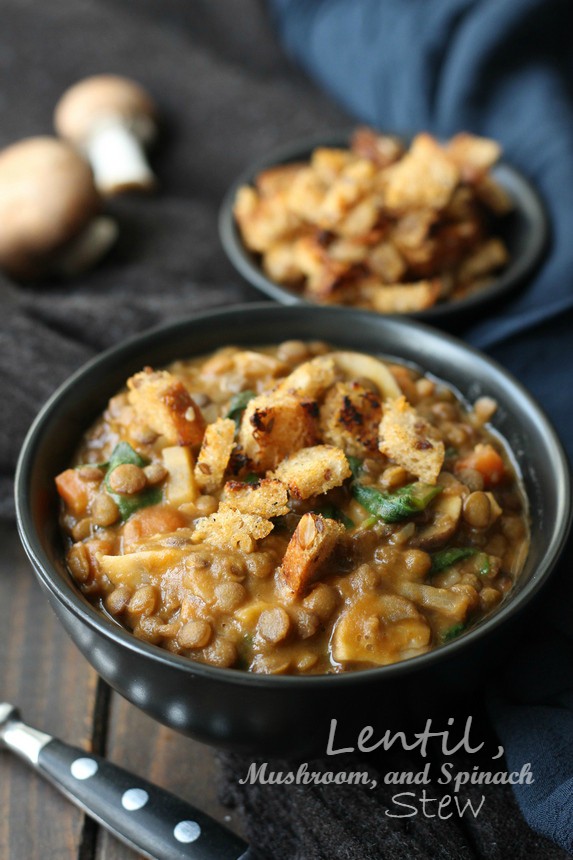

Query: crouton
[239,392,319,471]
[127,368,206,447]
[255,162,306,197]
[357,278,442,314]
[263,240,306,284]
[192,502,273,553]
[233,185,301,253]
[456,239,509,285]
[274,355,337,399]
[379,395,445,484]
[194,417,236,494]
[272,445,351,500]
[350,127,405,168]
[446,133,501,183]
[280,513,344,597]
[383,133,459,212]
[367,241,406,283]
[320,381,382,457]
[223,478,290,518]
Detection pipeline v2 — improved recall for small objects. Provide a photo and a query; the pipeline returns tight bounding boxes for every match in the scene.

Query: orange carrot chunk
[456,443,506,488]
[55,469,89,517]
[122,504,187,549]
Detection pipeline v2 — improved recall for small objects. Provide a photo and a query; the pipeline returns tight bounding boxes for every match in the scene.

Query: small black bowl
[15,304,570,756]
[219,131,549,327]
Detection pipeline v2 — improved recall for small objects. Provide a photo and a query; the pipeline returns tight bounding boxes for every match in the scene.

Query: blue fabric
[269,0,573,852]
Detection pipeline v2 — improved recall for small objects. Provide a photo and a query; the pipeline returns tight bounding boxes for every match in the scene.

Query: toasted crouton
[274,355,337,399]
[445,133,501,183]
[357,278,442,314]
[233,185,301,253]
[272,445,351,500]
[383,133,459,212]
[194,417,236,494]
[223,478,290,518]
[456,239,509,285]
[280,513,344,597]
[127,368,206,446]
[239,392,319,471]
[379,396,444,484]
[192,502,273,553]
[320,382,382,457]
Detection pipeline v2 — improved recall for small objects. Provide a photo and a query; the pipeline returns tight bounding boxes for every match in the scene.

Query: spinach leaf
[352,481,442,524]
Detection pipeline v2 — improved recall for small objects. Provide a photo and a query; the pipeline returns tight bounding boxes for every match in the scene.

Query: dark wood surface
[0,522,244,860]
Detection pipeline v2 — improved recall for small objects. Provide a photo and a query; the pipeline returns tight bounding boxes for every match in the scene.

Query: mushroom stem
[55,216,118,276]
[85,121,156,196]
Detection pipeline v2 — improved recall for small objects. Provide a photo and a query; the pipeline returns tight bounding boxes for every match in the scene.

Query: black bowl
[219,131,548,327]
[15,304,570,756]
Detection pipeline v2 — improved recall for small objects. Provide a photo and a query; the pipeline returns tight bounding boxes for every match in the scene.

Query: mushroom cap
[54,75,157,144]
[0,137,101,278]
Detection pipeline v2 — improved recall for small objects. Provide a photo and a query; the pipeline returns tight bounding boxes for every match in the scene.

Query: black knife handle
[38,739,250,860]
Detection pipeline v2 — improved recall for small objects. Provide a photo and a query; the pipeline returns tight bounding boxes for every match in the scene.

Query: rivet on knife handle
[0,705,249,860]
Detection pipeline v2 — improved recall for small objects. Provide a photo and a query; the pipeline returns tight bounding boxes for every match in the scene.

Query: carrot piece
[122,504,187,549]
[55,469,89,517]
[456,443,505,488]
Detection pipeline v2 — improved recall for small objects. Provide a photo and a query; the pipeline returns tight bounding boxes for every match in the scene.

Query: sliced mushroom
[0,137,116,280]
[330,351,401,399]
[55,75,158,195]
[331,593,431,665]
[410,494,462,550]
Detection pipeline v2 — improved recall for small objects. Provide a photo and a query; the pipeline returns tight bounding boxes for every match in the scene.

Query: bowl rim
[218,128,549,321]
[15,302,571,690]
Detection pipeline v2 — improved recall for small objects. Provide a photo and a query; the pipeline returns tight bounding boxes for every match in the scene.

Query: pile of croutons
[124,352,447,599]
[234,128,512,313]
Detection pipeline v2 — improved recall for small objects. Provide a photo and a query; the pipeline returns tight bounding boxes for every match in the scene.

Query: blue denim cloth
[270,0,573,852]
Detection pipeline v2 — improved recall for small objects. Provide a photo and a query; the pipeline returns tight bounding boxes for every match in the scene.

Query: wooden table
[0,521,245,859]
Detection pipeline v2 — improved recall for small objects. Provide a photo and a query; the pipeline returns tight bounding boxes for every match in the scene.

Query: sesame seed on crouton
[280,513,345,597]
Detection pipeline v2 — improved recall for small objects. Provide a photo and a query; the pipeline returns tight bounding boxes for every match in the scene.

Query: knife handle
[37,739,250,860]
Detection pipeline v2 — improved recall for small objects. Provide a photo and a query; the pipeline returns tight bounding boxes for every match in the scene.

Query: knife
[0,703,254,860]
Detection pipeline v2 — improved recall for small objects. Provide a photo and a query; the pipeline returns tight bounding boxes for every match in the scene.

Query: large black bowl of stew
[15,304,570,756]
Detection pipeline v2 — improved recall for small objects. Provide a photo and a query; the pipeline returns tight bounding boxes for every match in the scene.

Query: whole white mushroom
[54,74,158,196]
[0,137,117,280]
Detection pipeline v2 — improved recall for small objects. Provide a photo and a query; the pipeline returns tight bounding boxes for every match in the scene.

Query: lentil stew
[56,341,529,675]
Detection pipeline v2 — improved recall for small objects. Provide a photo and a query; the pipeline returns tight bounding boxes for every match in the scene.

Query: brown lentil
[128,585,157,616]
[178,619,212,649]
[67,543,91,582]
[91,492,120,527]
[105,585,131,615]
[143,462,168,485]
[71,517,92,542]
[195,495,219,516]
[108,464,147,495]
[214,581,247,612]
[463,491,492,529]
[257,607,291,644]
[77,465,105,482]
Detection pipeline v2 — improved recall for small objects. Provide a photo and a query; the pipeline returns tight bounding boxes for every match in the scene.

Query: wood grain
[0,523,98,860]
[96,691,245,859]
